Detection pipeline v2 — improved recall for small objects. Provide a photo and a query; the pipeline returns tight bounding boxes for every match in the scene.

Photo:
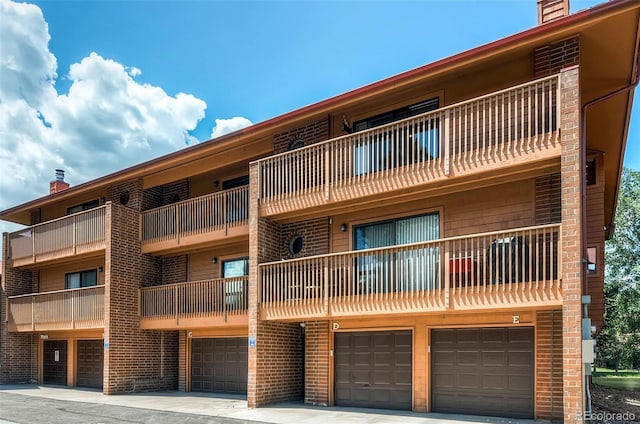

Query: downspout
[579,51,640,417]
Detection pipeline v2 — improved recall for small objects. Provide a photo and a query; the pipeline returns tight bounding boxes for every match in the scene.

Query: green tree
[597,168,640,370]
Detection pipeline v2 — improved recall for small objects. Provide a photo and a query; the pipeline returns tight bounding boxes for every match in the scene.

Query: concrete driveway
[0,385,542,424]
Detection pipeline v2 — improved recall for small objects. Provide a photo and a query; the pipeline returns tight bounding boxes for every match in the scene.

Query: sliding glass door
[353,213,440,293]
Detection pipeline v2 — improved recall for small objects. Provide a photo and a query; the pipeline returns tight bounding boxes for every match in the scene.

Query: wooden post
[444,110,450,176]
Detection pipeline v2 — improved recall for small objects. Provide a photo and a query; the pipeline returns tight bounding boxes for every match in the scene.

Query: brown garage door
[334,331,412,410]
[431,327,534,419]
[77,340,104,389]
[191,338,247,394]
[43,340,67,385]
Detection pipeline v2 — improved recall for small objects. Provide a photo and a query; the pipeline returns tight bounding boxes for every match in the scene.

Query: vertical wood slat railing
[7,207,107,264]
[257,75,560,206]
[7,286,105,332]
[259,224,561,319]
[139,277,249,324]
[141,186,249,244]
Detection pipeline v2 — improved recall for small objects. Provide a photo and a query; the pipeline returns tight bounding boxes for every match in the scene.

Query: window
[222,257,249,278]
[353,98,440,175]
[67,199,99,215]
[65,269,98,289]
[222,257,248,309]
[353,212,440,292]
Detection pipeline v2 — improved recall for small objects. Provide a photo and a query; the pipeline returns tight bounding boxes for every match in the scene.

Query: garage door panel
[335,330,412,410]
[76,340,103,389]
[431,327,533,419]
[483,350,507,366]
[191,337,247,395]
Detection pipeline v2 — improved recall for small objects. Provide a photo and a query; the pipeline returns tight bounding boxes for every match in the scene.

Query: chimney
[50,169,70,194]
[538,0,570,25]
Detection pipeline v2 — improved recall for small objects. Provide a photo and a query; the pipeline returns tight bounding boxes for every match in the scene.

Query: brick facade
[304,321,330,406]
[559,66,584,424]
[0,236,37,383]
[534,36,579,78]
[248,163,304,407]
[104,200,178,393]
[273,119,330,154]
[536,310,564,421]
[161,255,188,286]
[281,218,330,259]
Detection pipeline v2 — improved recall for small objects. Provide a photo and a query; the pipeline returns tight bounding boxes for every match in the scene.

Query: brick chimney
[538,0,570,24]
[50,169,70,194]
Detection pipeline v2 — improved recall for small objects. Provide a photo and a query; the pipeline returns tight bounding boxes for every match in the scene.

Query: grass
[593,368,640,391]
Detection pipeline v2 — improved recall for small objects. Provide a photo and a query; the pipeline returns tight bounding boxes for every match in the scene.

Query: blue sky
[0,0,638,232]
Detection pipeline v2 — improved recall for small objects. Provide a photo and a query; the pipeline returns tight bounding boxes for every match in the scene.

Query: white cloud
[0,0,210,218]
[210,117,253,139]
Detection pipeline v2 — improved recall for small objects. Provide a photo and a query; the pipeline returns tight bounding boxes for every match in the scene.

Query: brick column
[248,163,304,407]
[0,233,37,384]
[559,65,584,424]
[103,198,178,394]
[305,321,330,406]
[536,310,564,420]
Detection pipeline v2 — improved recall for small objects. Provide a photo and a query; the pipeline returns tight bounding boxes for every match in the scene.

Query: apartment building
[1,1,638,422]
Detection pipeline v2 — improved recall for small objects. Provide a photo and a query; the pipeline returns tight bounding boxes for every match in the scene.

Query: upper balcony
[7,286,105,332]
[259,224,561,321]
[7,206,107,268]
[141,187,249,254]
[139,277,248,329]
[256,76,561,219]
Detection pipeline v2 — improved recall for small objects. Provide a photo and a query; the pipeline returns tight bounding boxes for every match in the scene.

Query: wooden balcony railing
[7,286,105,332]
[259,224,561,320]
[141,186,249,253]
[8,206,107,267]
[139,277,249,329]
[257,75,561,216]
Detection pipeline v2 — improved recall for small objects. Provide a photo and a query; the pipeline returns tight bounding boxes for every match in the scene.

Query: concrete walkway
[0,385,541,424]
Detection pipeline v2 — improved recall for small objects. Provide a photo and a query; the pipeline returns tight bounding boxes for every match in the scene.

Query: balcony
[7,286,105,332]
[256,76,561,218]
[7,206,107,267]
[141,187,249,254]
[259,224,561,321]
[139,277,249,329]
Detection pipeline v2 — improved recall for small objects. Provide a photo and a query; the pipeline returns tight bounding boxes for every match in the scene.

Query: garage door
[77,340,104,389]
[431,327,534,419]
[334,331,412,410]
[43,340,67,385]
[191,338,247,394]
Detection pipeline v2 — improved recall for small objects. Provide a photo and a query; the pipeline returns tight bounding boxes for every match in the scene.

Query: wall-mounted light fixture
[211,257,218,264]
[98,266,104,272]
[342,115,352,133]
[214,180,219,188]
[340,223,347,232]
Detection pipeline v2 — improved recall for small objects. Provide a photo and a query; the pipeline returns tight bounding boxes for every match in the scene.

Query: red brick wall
[305,321,330,406]
[161,256,188,286]
[0,235,38,383]
[281,218,330,259]
[559,66,584,423]
[104,201,178,393]
[273,119,330,154]
[534,37,579,78]
[163,180,189,204]
[248,163,304,407]
[536,310,564,420]
[535,173,561,225]
[142,186,163,211]
[108,178,144,210]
